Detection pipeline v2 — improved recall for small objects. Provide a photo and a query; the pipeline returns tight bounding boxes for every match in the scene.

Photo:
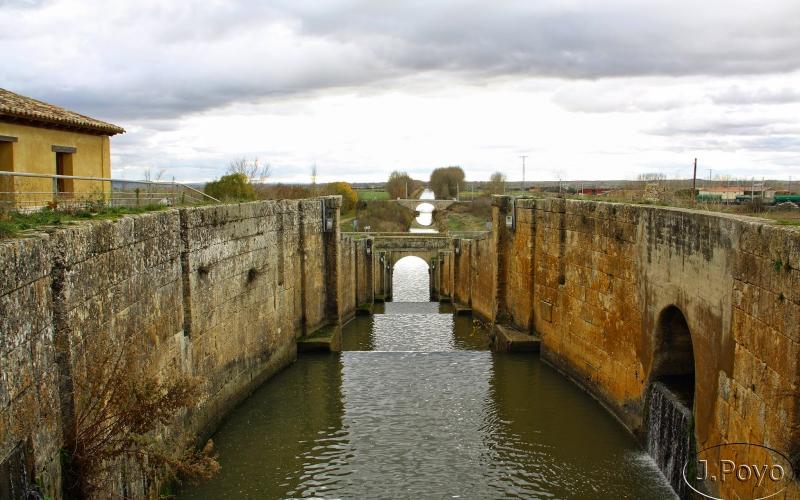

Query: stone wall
[436,196,800,499]
[0,197,338,498]
[339,235,357,322]
[470,236,495,321]
[0,235,61,498]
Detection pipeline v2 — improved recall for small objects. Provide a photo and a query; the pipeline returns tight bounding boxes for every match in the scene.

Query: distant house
[697,187,744,201]
[0,88,124,208]
[578,187,609,196]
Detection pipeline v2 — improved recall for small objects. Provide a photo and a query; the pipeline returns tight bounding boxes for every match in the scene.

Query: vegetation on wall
[61,333,219,497]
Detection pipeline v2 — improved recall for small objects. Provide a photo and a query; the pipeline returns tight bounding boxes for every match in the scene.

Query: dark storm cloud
[2,0,800,122]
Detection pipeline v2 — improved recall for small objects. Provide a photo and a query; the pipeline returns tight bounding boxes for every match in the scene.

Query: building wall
[0,122,111,206]
[0,197,336,498]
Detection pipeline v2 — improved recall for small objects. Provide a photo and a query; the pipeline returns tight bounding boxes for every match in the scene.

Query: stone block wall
[0,197,338,498]
[434,196,800,499]
[0,235,61,499]
[470,236,495,321]
[339,235,357,321]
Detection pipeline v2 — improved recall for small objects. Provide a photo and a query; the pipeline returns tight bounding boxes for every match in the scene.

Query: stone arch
[645,305,696,496]
[650,304,695,403]
[388,253,435,301]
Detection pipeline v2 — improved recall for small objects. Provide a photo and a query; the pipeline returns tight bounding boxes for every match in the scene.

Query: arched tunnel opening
[650,305,695,406]
[391,256,430,302]
[645,305,696,497]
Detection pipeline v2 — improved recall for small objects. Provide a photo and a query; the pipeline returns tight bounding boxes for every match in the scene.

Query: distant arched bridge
[393,199,463,211]
[344,232,451,301]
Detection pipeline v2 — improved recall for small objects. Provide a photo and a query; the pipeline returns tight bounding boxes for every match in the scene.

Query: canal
[179,257,676,499]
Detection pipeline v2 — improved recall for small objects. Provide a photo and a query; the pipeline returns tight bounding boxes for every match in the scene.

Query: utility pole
[520,155,528,190]
[692,158,697,205]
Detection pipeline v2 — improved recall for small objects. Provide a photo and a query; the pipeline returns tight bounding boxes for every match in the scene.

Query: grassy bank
[0,204,170,239]
[357,190,390,201]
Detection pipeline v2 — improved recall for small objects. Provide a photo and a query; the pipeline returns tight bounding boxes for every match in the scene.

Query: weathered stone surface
[434,198,800,500]
[0,197,337,499]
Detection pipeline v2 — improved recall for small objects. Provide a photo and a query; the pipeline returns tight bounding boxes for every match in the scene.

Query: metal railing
[0,171,219,211]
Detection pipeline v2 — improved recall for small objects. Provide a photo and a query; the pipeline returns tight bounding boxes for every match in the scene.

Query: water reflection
[390,256,430,302]
[413,188,437,230]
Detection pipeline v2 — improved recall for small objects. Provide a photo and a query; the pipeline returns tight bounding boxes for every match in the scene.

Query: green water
[179,258,675,499]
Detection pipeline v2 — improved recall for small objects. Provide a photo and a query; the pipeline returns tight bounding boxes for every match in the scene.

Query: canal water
[411,188,437,233]
[179,258,676,499]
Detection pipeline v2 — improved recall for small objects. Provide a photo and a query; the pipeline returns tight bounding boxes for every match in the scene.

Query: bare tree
[487,171,507,195]
[228,157,272,184]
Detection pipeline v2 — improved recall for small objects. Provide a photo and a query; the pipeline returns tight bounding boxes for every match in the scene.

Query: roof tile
[0,88,125,136]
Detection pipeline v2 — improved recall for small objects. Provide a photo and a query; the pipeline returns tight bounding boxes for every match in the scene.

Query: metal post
[692,158,697,205]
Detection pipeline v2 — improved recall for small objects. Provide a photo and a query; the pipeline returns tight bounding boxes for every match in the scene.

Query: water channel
[179,257,677,499]
[410,188,437,233]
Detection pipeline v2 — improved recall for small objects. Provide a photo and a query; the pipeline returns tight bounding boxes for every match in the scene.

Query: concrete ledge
[356,303,374,315]
[454,304,472,315]
[298,324,342,352]
[492,324,541,352]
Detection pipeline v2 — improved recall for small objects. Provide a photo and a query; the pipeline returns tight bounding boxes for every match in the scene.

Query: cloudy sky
[2,0,799,183]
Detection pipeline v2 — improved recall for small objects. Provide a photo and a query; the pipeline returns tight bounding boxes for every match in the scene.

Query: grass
[446,213,489,232]
[0,204,169,239]
[357,190,390,201]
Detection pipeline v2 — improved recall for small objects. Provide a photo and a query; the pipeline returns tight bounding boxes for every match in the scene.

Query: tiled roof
[0,88,125,136]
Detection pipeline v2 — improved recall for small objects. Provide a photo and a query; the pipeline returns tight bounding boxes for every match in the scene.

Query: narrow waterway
[411,188,437,233]
[179,257,676,499]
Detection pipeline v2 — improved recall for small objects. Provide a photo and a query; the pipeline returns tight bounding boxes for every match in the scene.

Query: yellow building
[0,88,124,209]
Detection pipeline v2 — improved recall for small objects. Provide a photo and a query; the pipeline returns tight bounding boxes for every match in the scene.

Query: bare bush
[228,157,272,184]
[63,332,219,497]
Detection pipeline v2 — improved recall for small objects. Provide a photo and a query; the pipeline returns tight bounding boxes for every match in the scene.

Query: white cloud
[2,0,799,182]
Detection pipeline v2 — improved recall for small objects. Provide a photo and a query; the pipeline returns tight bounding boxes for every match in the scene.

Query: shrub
[204,173,256,202]
[62,331,219,497]
[256,183,312,200]
[323,182,358,212]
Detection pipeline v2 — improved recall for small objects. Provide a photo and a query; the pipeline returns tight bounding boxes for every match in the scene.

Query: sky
[2,0,799,183]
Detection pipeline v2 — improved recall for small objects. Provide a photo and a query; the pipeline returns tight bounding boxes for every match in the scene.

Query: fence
[0,171,219,211]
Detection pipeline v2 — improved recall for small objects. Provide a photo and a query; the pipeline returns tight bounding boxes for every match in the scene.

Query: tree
[204,173,256,201]
[228,157,271,184]
[323,181,358,212]
[487,171,507,195]
[386,171,412,199]
[429,166,465,199]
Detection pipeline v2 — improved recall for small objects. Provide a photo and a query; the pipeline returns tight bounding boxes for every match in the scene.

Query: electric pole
[520,155,528,191]
[692,158,697,205]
